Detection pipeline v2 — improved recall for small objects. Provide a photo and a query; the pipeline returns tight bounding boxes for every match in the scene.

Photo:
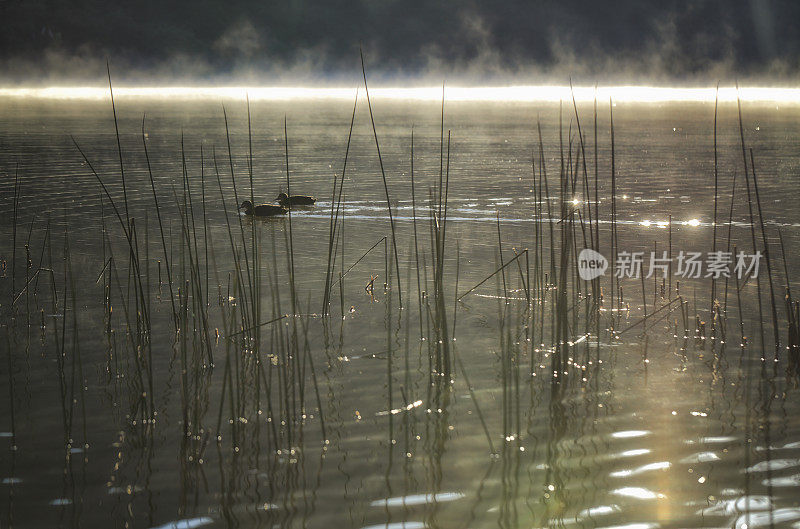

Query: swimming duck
[238,200,287,216]
[277,192,316,207]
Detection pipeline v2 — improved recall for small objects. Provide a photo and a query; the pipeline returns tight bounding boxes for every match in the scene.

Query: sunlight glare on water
[2,85,800,103]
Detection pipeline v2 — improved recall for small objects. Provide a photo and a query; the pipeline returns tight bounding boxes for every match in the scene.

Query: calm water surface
[1,96,800,529]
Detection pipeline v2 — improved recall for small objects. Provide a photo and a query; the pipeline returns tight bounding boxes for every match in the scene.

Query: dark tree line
[1,0,798,80]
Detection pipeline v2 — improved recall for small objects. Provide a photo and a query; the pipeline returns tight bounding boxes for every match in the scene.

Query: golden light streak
[1,85,799,103]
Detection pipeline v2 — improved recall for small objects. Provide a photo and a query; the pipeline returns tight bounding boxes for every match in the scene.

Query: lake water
[1,94,800,529]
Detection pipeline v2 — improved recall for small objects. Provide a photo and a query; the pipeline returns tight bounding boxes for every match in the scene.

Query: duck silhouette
[277,192,316,207]
[238,200,287,217]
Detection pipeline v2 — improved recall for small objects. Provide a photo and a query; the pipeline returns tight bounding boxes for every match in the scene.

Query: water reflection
[609,461,670,478]
[698,495,772,515]
[577,504,622,518]
[149,518,214,529]
[610,431,650,439]
[1,96,800,529]
[370,492,464,508]
[596,524,659,529]
[610,487,664,500]
[734,508,800,529]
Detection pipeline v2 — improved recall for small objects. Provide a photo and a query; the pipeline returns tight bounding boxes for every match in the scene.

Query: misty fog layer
[1,0,799,83]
